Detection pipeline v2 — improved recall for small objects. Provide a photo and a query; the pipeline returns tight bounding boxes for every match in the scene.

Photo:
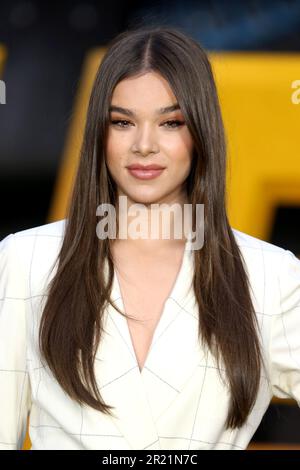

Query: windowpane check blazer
[0,219,300,450]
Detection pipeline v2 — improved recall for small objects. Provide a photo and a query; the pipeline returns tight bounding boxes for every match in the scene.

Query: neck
[114,192,191,244]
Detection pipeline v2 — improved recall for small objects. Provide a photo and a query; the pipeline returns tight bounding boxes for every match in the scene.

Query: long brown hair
[39,25,267,430]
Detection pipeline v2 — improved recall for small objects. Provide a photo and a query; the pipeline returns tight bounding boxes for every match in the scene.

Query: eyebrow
[109,103,181,117]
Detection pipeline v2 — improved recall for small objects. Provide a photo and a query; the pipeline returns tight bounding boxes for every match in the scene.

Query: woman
[1,25,300,451]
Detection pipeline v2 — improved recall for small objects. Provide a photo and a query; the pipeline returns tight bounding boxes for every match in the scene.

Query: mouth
[126,167,165,180]
[126,164,166,170]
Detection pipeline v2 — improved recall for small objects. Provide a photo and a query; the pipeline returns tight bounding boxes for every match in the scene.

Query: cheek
[165,130,193,156]
[168,148,193,183]
[106,135,124,168]
[167,157,191,187]
[168,139,193,168]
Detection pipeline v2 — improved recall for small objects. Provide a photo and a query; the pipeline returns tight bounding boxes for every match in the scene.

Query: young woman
[1,25,300,451]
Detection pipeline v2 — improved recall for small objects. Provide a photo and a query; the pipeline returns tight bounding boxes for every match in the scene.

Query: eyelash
[110,119,184,129]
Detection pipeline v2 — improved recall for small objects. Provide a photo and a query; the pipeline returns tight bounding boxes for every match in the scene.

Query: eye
[162,120,185,129]
[110,119,131,128]
[110,119,185,129]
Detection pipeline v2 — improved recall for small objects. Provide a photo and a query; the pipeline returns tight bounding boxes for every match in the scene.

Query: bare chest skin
[111,241,186,372]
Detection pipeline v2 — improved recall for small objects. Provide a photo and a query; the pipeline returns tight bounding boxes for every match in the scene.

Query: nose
[131,124,159,156]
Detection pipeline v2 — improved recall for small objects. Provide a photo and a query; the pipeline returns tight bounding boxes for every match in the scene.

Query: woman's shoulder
[231,226,300,317]
[0,219,67,296]
[231,226,295,291]
[8,218,66,264]
[231,226,288,269]
[12,218,67,241]
[231,226,286,255]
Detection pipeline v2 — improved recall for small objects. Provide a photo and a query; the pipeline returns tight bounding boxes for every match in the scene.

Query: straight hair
[39,25,267,430]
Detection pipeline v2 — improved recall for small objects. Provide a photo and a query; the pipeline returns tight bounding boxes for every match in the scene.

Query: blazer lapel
[137,241,207,423]
[94,236,205,449]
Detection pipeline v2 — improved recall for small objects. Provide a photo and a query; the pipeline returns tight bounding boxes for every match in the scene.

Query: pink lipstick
[126,163,165,180]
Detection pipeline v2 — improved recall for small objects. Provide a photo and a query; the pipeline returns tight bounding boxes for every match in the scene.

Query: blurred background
[0,0,300,450]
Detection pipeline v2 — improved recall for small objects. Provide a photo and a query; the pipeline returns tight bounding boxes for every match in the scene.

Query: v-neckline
[111,236,193,375]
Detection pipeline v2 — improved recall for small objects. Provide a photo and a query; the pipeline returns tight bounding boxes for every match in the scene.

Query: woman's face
[106,71,194,207]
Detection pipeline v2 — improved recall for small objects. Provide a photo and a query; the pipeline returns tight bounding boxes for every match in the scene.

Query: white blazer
[0,219,300,450]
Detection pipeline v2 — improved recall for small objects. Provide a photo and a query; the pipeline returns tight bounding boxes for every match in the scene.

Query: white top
[0,219,300,450]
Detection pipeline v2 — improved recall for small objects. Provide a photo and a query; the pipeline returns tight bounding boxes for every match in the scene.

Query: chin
[120,188,159,203]
[135,190,167,203]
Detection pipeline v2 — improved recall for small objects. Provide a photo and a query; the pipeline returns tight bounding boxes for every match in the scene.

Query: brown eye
[110,119,131,128]
[163,120,184,128]
[110,119,185,129]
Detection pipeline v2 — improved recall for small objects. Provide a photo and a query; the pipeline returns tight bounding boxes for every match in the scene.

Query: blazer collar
[94,235,206,449]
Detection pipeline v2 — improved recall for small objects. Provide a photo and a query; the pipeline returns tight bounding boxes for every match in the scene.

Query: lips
[126,164,166,170]
[126,165,165,180]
